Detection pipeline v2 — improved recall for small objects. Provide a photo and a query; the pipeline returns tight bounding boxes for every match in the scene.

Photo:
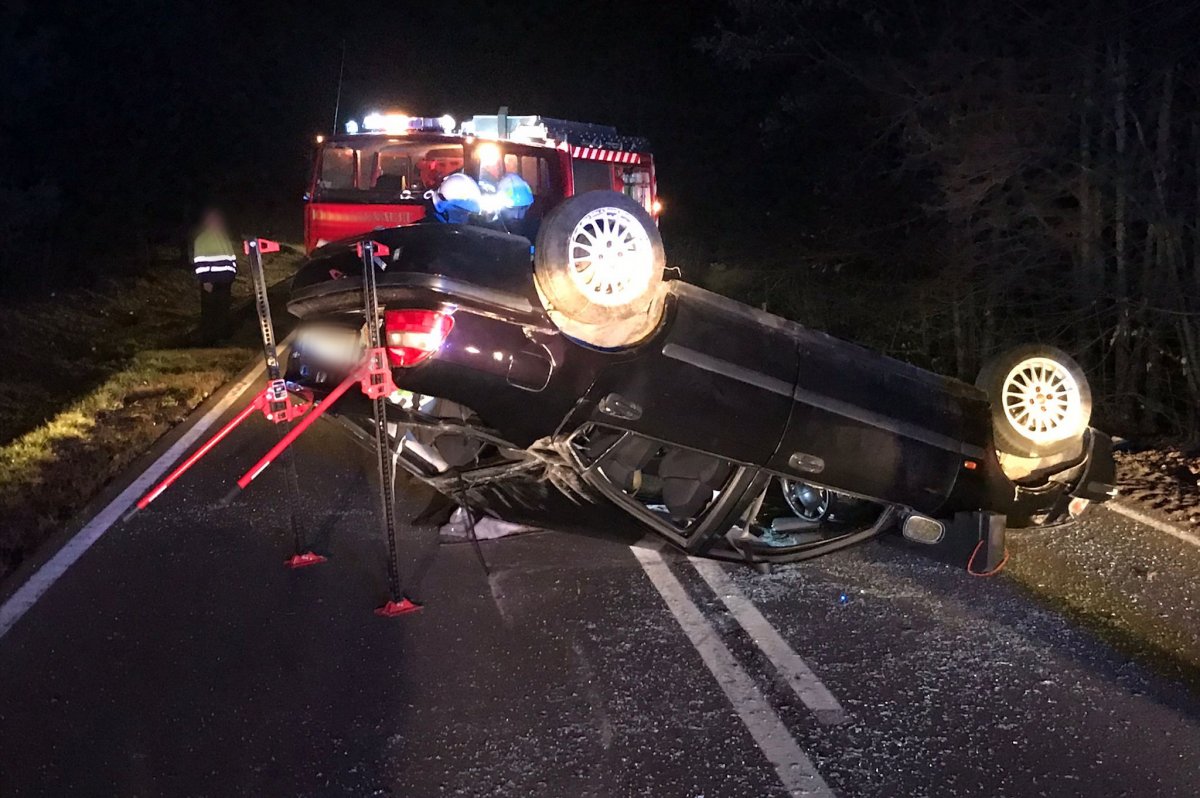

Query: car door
[767,329,989,513]
[582,282,797,466]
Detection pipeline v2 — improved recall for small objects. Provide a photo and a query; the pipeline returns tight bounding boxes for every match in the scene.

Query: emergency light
[340,111,647,153]
[353,112,457,135]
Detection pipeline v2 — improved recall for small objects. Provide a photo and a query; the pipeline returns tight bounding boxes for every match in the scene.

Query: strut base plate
[283,551,328,569]
[375,598,422,617]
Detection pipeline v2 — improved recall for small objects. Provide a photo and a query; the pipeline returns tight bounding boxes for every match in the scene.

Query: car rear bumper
[287,271,547,326]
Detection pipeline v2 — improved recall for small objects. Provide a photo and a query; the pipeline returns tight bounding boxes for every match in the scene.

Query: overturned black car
[286,190,1116,564]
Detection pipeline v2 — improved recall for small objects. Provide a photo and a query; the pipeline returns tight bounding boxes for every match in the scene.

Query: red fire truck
[304,112,659,253]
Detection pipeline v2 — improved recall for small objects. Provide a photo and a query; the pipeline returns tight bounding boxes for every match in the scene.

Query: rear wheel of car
[976,345,1092,458]
[534,191,665,347]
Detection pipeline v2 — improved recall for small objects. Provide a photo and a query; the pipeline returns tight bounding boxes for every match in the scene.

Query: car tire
[534,191,665,344]
[976,345,1092,458]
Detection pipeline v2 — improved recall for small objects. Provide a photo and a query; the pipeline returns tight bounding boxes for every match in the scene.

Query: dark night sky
[2,0,759,248]
[11,1,1200,428]
[332,0,754,219]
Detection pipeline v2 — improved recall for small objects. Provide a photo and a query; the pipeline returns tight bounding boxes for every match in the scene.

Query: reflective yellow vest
[192,229,238,282]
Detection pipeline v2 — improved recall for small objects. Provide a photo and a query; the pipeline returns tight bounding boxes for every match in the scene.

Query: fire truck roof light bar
[340,111,650,153]
[462,114,649,152]
[354,112,456,135]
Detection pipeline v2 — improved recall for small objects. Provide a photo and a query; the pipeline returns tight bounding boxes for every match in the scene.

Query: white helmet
[427,173,482,223]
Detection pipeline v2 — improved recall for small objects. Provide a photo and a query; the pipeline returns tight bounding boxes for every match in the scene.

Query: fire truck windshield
[314,139,465,203]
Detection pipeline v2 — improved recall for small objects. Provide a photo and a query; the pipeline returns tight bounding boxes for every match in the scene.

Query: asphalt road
[2,373,1199,797]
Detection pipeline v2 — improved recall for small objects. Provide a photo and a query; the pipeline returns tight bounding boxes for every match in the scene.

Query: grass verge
[0,248,303,582]
[0,250,298,446]
[0,348,251,579]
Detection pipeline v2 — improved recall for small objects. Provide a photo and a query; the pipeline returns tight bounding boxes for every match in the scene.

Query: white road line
[690,557,848,726]
[1107,501,1200,550]
[0,338,290,641]
[631,542,834,798]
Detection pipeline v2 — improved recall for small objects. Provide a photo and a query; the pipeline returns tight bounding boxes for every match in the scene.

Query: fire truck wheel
[534,191,665,331]
[976,344,1092,458]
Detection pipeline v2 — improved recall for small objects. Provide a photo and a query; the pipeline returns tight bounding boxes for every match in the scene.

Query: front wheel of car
[534,191,666,347]
[976,345,1092,458]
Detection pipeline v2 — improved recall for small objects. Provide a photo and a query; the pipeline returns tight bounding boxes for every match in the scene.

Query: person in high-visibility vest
[192,209,238,344]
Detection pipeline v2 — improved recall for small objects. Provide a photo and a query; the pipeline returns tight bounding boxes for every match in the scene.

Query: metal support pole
[360,241,420,616]
[246,239,320,568]
[246,239,281,381]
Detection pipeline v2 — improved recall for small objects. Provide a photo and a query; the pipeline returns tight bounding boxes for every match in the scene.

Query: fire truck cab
[304,112,658,253]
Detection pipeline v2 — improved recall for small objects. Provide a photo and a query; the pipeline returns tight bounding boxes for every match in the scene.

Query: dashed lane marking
[0,336,293,641]
[631,541,834,798]
[690,556,849,725]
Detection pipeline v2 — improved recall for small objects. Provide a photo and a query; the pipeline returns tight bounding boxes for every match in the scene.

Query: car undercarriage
[286,190,1117,567]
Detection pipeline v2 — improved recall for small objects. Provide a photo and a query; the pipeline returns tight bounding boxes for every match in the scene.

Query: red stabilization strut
[131,383,313,513]
[235,350,396,491]
[236,367,363,490]
[135,400,260,511]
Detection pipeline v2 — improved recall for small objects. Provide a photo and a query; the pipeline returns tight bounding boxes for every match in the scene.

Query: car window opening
[315,141,465,203]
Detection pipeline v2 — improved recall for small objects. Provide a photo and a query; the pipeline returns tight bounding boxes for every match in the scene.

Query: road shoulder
[1006,503,1200,692]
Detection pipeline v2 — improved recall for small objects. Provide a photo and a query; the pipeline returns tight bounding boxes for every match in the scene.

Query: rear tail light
[383,309,454,367]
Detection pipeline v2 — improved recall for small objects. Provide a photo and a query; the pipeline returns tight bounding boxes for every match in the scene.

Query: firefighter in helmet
[496,172,534,218]
[495,172,536,237]
[191,208,238,344]
[425,173,483,223]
